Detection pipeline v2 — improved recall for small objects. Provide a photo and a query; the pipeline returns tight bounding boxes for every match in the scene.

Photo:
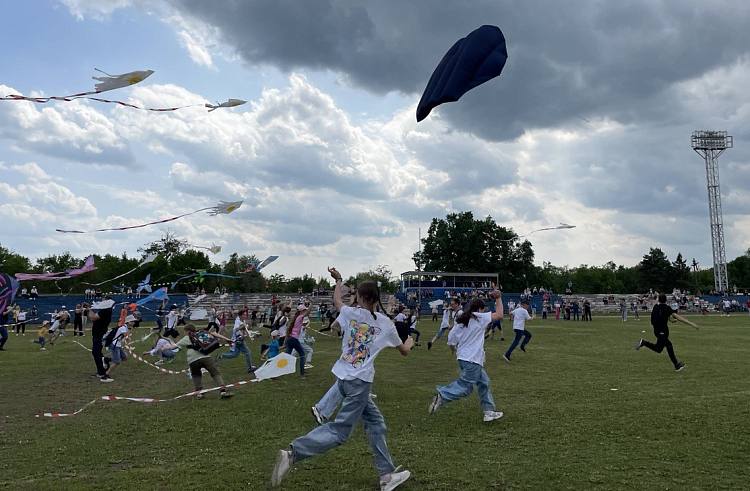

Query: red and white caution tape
[123,340,189,375]
[37,379,261,418]
[37,399,97,418]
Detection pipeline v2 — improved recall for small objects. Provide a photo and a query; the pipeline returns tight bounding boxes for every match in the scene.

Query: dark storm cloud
[172,0,750,141]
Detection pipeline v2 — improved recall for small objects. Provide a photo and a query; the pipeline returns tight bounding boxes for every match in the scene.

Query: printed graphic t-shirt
[331,305,402,383]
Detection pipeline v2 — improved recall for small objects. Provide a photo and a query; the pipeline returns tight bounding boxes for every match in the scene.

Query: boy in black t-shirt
[635,293,699,371]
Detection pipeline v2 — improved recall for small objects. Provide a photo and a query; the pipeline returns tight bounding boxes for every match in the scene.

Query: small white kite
[483,223,576,243]
[55,200,243,234]
[205,98,247,112]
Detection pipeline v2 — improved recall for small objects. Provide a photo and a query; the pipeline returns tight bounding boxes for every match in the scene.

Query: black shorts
[164,328,179,338]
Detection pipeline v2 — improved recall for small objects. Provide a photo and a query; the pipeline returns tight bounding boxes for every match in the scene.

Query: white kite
[205,98,247,112]
[253,353,297,381]
[189,309,208,321]
[92,68,155,92]
[483,223,576,243]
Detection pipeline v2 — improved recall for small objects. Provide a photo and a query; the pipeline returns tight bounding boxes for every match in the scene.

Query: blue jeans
[291,378,395,476]
[285,337,306,375]
[436,360,496,411]
[504,329,531,358]
[221,342,253,367]
[408,328,420,342]
[317,381,344,419]
[434,326,450,339]
[157,349,178,361]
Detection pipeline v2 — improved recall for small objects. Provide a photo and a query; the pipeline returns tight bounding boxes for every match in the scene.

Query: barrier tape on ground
[122,340,189,375]
[36,379,261,418]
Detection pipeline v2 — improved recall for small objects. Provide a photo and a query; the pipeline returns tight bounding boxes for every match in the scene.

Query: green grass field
[1,314,749,490]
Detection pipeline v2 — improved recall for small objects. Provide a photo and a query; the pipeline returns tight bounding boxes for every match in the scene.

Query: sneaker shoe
[520,345,527,353]
[380,470,411,491]
[369,392,377,399]
[271,449,293,487]
[500,337,505,341]
[427,341,432,351]
[154,360,165,365]
[483,410,504,422]
[197,393,205,400]
[428,392,443,414]
[414,342,421,346]
[503,355,511,363]
[304,364,314,369]
[675,362,686,372]
[311,405,324,425]
[100,376,114,383]
[634,339,643,351]
[166,358,174,364]
[41,347,46,350]
[248,366,258,373]
[221,391,234,399]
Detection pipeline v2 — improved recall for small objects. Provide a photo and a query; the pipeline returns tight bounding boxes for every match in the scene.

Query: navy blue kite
[416,25,508,122]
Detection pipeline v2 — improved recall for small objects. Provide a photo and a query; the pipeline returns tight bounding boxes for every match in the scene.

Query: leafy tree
[671,253,692,291]
[639,248,673,292]
[0,244,32,276]
[727,248,750,291]
[138,229,188,261]
[344,265,398,293]
[413,211,533,291]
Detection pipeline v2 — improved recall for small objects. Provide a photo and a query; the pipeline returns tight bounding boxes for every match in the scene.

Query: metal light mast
[691,130,732,292]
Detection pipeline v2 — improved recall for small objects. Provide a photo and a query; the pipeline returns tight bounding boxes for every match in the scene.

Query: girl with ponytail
[428,290,505,423]
[271,267,413,490]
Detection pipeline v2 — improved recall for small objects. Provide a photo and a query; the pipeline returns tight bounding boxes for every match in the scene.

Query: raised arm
[672,312,699,330]
[328,266,344,311]
[489,290,504,321]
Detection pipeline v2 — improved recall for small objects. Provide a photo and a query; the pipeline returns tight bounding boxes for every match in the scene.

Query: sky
[1,0,749,283]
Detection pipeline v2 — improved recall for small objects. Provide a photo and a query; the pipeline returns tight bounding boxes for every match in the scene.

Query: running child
[428,291,504,422]
[34,321,49,350]
[503,298,535,362]
[272,268,413,490]
[428,298,460,351]
[635,293,698,371]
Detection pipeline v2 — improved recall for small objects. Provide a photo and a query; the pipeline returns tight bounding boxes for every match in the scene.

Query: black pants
[395,321,409,342]
[92,335,106,376]
[642,334,678,366]
[74,317,83,336]
[16,322,26,334]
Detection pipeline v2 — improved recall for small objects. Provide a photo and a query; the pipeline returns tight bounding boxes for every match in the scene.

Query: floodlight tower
[691,130,733,292]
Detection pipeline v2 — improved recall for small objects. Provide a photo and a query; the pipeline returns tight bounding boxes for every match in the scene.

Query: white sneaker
[154,360,165,365]
[311,406,324,425]
[483,410,504,422]
[271,449,293,487]
[304,364,314,369]
[381,470,411,491]
[428,393,443,414]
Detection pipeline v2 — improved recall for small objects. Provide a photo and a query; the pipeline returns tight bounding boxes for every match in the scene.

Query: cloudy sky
[1,0,749,282]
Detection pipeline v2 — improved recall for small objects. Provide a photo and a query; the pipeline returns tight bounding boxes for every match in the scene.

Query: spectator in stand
[30,286,38,300]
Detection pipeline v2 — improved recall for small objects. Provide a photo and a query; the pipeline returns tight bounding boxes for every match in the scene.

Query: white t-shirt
[150,337,179,355]
[452,311,492,366]
[512,307,531,331]
[277,316,288,337]
[331,305,402,383]
[112,325,129,348]
[394,312,406,323]
[17,311,26,321]
[167,310,179,330]
[233,316,247,341]
[447,324,460,347]
[440,309,455,329]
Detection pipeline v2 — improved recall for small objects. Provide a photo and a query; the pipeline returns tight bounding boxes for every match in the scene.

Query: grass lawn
[1,314,748,490]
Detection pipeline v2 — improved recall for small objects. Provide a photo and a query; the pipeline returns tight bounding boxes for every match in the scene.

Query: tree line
[413,212,750,294]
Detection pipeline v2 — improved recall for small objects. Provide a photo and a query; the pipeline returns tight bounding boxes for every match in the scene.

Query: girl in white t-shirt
[428,292,505,423]
[272,268,413,491]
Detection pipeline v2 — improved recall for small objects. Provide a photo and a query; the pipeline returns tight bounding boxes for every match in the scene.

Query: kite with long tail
[1,69,247,113]
[55,200,242,234]
[77,254,158,287]
[15,256,97,281]
[171,271,242,290]
[483,223,576,243]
